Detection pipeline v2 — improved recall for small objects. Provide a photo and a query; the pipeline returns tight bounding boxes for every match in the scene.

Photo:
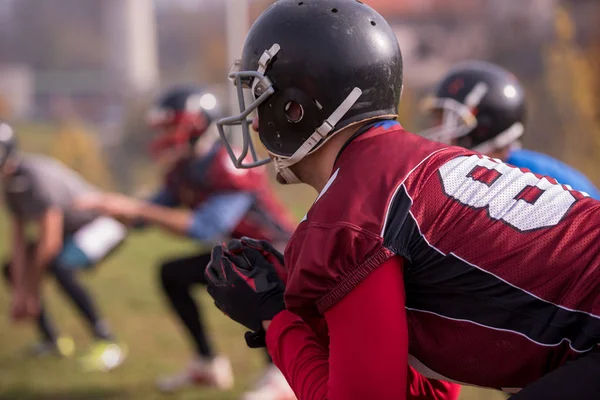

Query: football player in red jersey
[77,86,297,399]
[203,1,600,399]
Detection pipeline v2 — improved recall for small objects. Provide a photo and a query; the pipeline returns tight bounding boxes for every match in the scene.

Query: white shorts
[57,217,127,269]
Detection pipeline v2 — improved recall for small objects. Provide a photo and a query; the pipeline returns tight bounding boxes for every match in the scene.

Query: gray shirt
[2,154,99,235]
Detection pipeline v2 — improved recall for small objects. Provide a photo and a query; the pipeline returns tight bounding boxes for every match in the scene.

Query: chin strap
[274,159,302,184]
[274,87,363,184]
[472,122,524,154]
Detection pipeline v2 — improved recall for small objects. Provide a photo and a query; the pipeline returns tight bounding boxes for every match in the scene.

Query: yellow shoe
[28,336,75,358]
[80,340,127,372]
[56,336,76,358]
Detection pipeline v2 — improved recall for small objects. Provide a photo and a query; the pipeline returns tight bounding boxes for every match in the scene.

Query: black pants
[3,245,112,342]
[160,252,272,363]
[509,350,600,400]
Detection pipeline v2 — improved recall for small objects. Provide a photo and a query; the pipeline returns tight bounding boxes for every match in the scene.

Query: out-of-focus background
[0,0,598,399]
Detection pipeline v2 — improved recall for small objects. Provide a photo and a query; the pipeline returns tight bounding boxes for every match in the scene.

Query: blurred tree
[49,120,114,190]
[398,86,418,132]
[111,95,159,193]
[585,4,600,133]
[48,97,114,189]
[544,2,600,184]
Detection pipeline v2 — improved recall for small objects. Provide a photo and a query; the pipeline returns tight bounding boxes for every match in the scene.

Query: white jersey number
[438,155,582,232]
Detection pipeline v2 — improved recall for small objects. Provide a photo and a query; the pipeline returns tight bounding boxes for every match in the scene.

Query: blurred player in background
[421,60,600,198]
[0,122,127,371]
[77,86,297,400]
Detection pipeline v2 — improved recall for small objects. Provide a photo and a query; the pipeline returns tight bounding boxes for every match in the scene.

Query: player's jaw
[251,116,260,133]
[251,117,299,185]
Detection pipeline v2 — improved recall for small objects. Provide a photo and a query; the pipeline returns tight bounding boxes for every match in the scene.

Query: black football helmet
[421,61,526,154]
[218,0,403,184]
[0,122,17,169]
[147,85,220,158]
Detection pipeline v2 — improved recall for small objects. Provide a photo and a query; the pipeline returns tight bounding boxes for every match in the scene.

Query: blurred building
[0,64,34,119]
[104,0,159,97]
[0,0,159,128]
[0,0,596,189]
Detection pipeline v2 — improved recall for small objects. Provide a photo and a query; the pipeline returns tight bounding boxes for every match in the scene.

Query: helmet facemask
[218,44,363,185]
[217,45,281,171]
[420,97,479,145]
[147,109,211,162]
[420,81,491,146]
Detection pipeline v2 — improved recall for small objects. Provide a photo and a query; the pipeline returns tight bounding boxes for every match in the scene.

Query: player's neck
[295,126,360,192]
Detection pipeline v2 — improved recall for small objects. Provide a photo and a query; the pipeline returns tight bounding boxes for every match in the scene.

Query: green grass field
[0,179,507,400]
[0,229,508,400]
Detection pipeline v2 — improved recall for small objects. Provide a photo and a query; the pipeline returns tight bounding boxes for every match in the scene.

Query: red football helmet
[147,85,220,158]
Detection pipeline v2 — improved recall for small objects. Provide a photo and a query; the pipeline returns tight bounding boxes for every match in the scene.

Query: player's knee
[2,262,11,283]
[50,262,75,285]
[159,261,183,291]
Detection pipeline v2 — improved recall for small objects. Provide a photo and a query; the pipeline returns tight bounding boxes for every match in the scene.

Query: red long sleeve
[267,310,330,399]
[408,366,461,399]
[267,257,460,400]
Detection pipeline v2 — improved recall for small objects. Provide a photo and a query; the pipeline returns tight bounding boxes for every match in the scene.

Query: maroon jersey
[163,143,295,242]
[284,120,600,392]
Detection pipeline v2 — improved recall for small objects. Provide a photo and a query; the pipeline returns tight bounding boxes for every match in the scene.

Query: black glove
[205,240,286,348]
[228,237,287,281]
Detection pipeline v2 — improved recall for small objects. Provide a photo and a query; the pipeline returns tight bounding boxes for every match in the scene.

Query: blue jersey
[507,149,600,200]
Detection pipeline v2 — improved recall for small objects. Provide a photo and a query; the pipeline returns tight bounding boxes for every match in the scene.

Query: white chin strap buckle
[274,158,301,184]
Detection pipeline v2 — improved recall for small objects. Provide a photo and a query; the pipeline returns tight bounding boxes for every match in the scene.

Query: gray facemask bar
[217,44,281,169]
[420,81,489,144]
[419,97,477,144]
[217,71,274,168]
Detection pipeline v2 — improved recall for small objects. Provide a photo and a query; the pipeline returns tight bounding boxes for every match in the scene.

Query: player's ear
[284,101,304,124]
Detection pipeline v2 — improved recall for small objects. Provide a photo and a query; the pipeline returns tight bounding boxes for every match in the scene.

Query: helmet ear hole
[284,101,304,124]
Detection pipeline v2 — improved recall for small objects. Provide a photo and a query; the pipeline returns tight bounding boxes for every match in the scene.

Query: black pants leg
[3,262,58,342]
[160,253,215,358]
[3,249,113,341]
[510,350,600,400]
[159,252,274,364]
[49,262,113,340]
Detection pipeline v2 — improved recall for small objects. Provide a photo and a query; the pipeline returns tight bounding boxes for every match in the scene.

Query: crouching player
[0,122,127,371]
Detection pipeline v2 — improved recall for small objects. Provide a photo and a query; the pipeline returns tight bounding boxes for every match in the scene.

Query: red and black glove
[228,237,288,283]
[205,238,286,348]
